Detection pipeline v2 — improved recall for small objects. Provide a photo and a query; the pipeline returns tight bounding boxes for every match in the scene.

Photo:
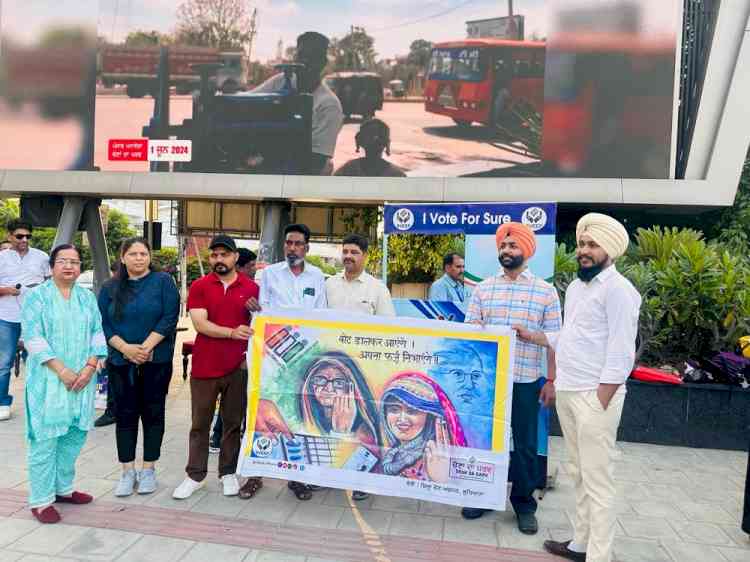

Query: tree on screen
[124,30,172,47]
[176,0,255,50]
[329,27,377,72]
[406,39,432,68]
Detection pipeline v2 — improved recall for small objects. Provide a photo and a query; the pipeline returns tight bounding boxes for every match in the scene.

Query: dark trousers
[187,368,247,481]
[743,445,749,534]
[109,362,173,463]
[104,367,117,417]
[509,381,540,515]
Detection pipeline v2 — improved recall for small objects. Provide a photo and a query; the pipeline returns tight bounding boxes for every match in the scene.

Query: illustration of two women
[255,351,466,483]
[298,352,466,482]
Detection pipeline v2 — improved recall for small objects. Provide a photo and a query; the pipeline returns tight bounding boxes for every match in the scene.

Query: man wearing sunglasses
[0,220,50,420]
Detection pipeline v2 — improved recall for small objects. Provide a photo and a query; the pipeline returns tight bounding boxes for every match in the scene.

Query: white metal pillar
[52,197,86,248]
[83,200,111,293]
[258,202,290,265]
[685,3,750,186]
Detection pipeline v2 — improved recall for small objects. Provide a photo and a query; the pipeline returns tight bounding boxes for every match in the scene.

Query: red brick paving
[0,488,557,561]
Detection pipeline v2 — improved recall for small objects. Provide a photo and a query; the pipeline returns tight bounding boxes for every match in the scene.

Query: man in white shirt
[516,213,641,562]
[250,222,327,502]
[326,234,395,317]
[0,220,50,420]
[257,224,327,311]
[247,32,344,175]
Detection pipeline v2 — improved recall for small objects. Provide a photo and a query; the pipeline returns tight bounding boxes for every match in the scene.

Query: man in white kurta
[516,213,641,562]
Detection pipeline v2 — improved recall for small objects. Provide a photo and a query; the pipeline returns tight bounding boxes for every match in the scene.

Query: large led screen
[0,1,681,180]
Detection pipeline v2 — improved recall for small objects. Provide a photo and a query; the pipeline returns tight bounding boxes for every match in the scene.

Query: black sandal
[287,481,313,501]
[239,477,263,500]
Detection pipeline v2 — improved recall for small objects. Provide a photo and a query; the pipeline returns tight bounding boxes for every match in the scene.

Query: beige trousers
[556,390,625,562]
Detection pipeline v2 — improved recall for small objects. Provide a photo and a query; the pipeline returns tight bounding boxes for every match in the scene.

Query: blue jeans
[0,319,21,407]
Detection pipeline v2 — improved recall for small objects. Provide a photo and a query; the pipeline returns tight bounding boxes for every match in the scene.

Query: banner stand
[383,202,558,491]
[381,232,388,285]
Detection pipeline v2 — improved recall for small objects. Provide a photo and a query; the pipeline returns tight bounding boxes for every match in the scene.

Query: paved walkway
[0,326,748,561]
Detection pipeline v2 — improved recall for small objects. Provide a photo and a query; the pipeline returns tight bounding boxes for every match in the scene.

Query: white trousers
[556,390,625,562]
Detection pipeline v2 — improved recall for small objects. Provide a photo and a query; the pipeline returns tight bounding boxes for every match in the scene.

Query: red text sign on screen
[108,139,148,161]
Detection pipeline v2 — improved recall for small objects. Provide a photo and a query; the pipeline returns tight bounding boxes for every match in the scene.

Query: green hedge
[555,226,750,370]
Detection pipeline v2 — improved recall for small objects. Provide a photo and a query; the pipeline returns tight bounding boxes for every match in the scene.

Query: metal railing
[675,0,721,178]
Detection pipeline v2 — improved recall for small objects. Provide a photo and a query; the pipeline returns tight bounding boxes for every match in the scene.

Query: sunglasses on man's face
[14,234,32,240]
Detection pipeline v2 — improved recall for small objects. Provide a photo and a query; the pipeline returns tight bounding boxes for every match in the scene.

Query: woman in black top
[98,238,179,497]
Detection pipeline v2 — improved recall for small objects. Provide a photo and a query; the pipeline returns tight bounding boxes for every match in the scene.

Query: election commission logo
[521,207,547,231]
[253,436,273,457]
[393,208,415,231]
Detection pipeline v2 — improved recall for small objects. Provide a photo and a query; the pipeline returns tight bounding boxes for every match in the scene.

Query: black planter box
[549,379,750,451]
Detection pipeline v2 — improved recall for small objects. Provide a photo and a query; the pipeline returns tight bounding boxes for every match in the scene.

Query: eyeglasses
[285,240,306,248]
[55,259,81,267]
[310,375,350,392]
[14,234,32,240]
[450,369,482,386]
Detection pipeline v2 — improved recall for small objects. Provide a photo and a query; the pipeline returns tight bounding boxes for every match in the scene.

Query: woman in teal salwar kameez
[21,245,108,524]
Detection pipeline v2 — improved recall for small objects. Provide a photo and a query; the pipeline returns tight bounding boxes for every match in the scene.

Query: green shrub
[555,227,750,369]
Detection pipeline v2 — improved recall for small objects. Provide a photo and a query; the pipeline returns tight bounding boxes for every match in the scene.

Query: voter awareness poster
[385,202,557,287]
[386,202,556,466]
[239,309,516,510]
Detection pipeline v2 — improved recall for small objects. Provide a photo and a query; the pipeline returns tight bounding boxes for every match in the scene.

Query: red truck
[98,45,246,98]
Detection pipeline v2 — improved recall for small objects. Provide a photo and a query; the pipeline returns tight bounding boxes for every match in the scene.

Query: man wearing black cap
[173,235,259,500]
[207,247,260,452]
[248,31,344,174]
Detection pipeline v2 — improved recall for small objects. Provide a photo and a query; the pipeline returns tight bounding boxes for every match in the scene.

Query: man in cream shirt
[326,234,394,317]
[326,233,394,501]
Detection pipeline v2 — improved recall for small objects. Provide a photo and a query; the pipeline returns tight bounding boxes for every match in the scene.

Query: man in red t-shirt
[173,235,259,500]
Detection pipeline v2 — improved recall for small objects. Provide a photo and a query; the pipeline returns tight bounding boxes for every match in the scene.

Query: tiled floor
[0,326,747,561]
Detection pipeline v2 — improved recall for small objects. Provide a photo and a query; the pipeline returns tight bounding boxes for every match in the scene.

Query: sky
[2,0,679,60]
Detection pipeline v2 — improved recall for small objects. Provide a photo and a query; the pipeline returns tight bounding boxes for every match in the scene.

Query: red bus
[424,39,545,128]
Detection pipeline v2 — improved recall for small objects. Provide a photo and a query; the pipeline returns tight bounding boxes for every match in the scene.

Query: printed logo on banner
[252,436,273,457]
[393,208,415,231]
[521,207,547,231]
[449,458,496,483]
[275,461,304,471]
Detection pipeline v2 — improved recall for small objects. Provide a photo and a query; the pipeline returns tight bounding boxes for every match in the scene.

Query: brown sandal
[239,477,263,500]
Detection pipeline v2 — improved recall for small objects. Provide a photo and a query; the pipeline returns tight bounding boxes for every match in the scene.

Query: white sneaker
[0,406,10,421]
[221,474,240,496]
[172,477,204,500]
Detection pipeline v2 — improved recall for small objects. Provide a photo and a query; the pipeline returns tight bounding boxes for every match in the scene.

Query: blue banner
[384,202,557,236]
